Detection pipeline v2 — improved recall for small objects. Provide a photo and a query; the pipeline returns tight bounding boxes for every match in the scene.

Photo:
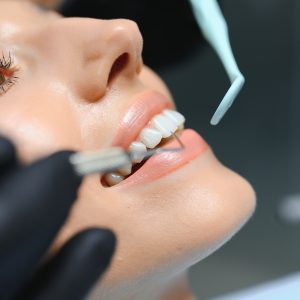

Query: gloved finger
[0,136,18,179]
[20,228,116,300]
[0,151,83,300]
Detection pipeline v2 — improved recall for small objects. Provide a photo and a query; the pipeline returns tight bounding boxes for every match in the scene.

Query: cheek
[0,87,81,163]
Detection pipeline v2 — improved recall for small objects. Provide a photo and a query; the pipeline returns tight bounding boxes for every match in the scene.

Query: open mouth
[101,109,185,187]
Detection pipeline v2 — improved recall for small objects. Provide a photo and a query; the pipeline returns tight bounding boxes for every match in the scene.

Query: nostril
[107,53,129,86]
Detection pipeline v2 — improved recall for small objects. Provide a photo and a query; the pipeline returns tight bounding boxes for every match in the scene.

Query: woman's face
[0,0,255,294]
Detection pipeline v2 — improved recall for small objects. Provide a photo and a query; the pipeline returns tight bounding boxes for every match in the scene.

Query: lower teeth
[104,172,125,186]
[102,156,148,187]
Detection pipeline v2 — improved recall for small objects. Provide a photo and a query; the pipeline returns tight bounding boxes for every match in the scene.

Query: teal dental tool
[189,0,245,125]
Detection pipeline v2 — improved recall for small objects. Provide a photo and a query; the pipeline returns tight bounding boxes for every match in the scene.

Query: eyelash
[0,52,19,94]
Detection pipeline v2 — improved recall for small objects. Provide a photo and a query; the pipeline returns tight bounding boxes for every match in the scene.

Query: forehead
[0,1,58,39]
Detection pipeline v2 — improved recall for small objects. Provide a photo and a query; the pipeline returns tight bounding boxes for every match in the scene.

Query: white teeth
[163,109,185,127]
[118,163,132,176]
[129,141,147,163]
[139,128,162,149]
[103,109,185,186]
[151,114,178,138]
[104,172,125,186]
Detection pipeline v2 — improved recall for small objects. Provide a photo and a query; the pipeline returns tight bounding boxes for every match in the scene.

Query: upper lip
[111,90,175,149]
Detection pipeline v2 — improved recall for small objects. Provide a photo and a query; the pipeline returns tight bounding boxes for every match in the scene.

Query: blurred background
[59,0,300,298]
[158,0,300,298]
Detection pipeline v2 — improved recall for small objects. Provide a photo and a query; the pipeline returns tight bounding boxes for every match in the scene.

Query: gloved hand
[0,136,116,300]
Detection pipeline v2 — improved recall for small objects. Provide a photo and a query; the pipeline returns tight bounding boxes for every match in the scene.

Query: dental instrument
[189,0,245,125]
[69,132,185,176]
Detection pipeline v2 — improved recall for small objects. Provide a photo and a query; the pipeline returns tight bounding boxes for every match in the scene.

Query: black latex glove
[0,136,116,300]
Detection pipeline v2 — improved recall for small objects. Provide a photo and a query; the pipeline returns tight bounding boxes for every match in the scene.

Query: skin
[0,2,256,300]
[25,0,63,10]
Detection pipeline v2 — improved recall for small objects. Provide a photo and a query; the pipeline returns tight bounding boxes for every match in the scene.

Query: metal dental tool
[189,0,245,125]
[69,131,185,176]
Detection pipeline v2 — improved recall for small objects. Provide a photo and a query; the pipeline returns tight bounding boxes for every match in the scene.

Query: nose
[36,18,143,101]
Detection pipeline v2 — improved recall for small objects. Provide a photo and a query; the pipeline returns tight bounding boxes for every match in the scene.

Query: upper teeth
[104,109,185,186]
[139,109,185,148]
[140,128,162,149]
[128,141,146,163]
[152,114,178,138]
[163,109,185,127]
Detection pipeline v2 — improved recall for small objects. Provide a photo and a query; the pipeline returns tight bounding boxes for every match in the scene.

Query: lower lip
[115,129,208,188]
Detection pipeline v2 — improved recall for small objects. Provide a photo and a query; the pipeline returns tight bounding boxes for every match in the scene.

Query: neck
[88,271,196,300]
